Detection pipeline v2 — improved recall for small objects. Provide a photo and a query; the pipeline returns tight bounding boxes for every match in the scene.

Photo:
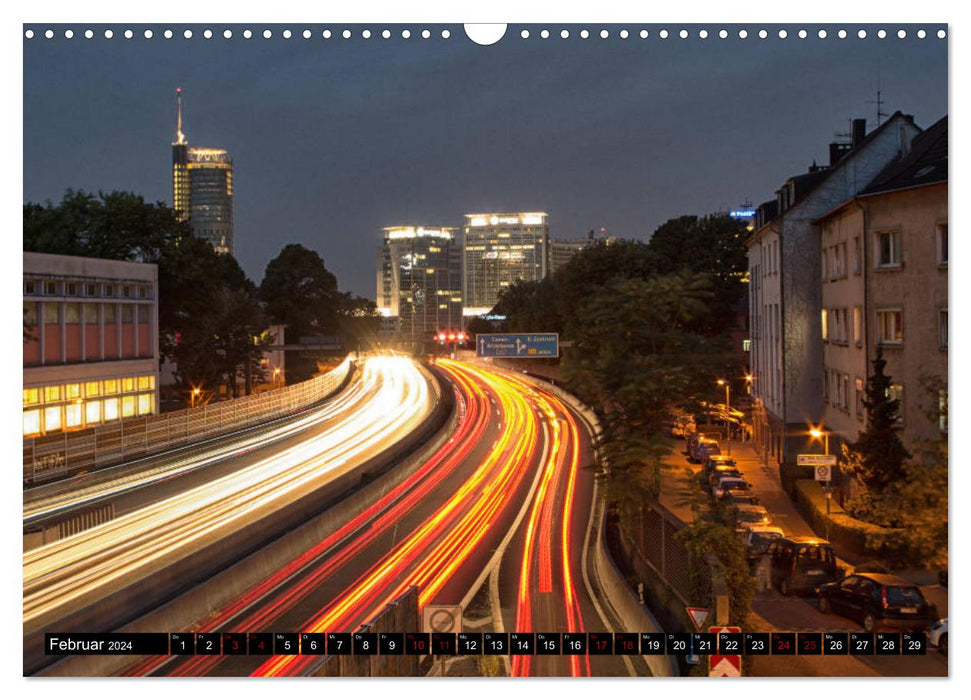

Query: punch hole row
[24,27,947,41]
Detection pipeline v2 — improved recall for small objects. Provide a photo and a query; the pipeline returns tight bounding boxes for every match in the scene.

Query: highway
[23,355,432,642]
[116,360,630,677]
[24,359,358,527]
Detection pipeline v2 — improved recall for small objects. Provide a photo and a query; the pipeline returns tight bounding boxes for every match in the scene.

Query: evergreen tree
[848,348,911,495]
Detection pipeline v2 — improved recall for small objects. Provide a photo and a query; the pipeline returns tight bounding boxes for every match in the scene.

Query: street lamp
[717,378,731,455]
[808,427,830,455]
[273,366,282,388]
[809,426,836,537]
[190,387,201,409]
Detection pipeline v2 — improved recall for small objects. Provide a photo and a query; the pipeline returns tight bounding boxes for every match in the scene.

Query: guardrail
[23,358,353,486]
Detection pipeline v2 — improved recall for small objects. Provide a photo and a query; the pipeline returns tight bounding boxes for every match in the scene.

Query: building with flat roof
[23,252,160,437]
[462,212,550,318]
[172,88,234,255]
[376,226,462,343]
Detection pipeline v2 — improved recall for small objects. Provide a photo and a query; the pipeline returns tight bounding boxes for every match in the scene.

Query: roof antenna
[175,87,186,145]
[867,64,889,126]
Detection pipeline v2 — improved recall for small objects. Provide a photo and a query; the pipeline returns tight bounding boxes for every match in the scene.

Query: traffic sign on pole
[814,464,833,482]
[686,607,710,631]
[708,626,742,677]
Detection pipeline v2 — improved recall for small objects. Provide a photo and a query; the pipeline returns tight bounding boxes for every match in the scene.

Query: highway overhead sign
[686,607,710,631]
[476,333,559,358]
[797,454,837,467]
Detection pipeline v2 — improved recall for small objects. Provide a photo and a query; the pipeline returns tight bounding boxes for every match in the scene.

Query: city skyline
[23,25,947,298]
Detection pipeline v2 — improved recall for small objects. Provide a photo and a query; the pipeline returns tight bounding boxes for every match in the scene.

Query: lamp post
[190,387,201,409]
[273,366,282,388]
[809,427,834,539]
[717,378,731,455]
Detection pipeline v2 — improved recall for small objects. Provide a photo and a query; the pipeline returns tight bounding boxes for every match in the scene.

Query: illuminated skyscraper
[376,226,462,342]
[462,212,550,317]
[171,88,235,255]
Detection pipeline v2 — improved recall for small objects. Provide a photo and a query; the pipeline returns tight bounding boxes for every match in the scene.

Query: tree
[845,348,911,496]
[259,244,340,341]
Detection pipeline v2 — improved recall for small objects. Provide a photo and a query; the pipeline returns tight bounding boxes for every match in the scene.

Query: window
[137,305,149,323]
[103,398,119,421]
[876,231,901,267]
[105,284,114,297]
[85,283,97,296]
[123,285,132,298]
[939,389,948,432]
[939,309,948,348]
[855,377,865,418]
[823,367,830,402]
[104,379,118,395]
[877,310,903,344]
[822,248,829,281]
[836,374,849,411]
[66,283,78,296]
[65,303,81,324]
[887,384,904,424]
[24,280,36,295]
[44,281,58,295]
[122,396,136,418]
[65,402,83,429]
[853,306,863,346]
[84,303,99,324]
[122,377,135,393]
[85,381,101,397]
[137,375,152,391]
[23,409,41,436]
[821,309,829,341]
[44,406,62,432]
[44,303,60,324]
[137,286,147,299]
[86,400,101,425]
[122,305,134,323]
[65,383,81,400]
[853,236,861,274]
[24,302,37,325]
[44,386,61,403]
[137,393,153,416]
[938,223,948,265]
[23,388,40,406]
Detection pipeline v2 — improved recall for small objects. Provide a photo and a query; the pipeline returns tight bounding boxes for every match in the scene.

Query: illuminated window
[65,402,83,428]
[65,383,82,399]
[137,376,152,391]
[23,388,40,406]
[85,381,101,397]
[137,393,153,415]
[86,400,101,424]
[44,406,62,432]
[122,377,135,393]
[820,309,828,341]
[103,398,119,421]
[104,379,119,395]
[887,384,904,424]
[877,310,903,345]
[23,409,41,436]
[122,396,136,417]
[44,385,61,403]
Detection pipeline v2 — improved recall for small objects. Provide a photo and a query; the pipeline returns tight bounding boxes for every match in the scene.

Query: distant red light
[437,332,447,341]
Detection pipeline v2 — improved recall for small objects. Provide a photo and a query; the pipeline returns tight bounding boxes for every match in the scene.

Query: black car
[767,536,840,596]
[816,573,936,632]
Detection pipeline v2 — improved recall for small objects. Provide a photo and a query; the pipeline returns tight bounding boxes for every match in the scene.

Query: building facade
[171,88,235,255]
[746,114,921,466]
[462,212,550,318]
[817,115,947,453]
[23,252,160,437]
[550,232,596,273]
[376,226,463,342]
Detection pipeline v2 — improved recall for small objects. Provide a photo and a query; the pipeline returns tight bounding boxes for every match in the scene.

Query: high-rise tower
[170,88,235,255]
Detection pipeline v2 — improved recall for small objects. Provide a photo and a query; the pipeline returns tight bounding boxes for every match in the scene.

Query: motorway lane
[24,356,432,640]
[121,359,522,676]
[493,370,630,678]
[25,360,362,527]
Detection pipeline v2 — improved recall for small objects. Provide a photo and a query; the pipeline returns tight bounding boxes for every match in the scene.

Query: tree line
[24,190,379,401]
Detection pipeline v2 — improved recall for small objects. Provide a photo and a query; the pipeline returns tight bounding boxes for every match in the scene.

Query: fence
[23,358,353,485]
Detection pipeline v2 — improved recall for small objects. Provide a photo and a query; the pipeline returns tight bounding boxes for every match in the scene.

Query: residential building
[817,115,947,453]
[746,113,921,466]
[171,88,234,255]
[462,212,550,318]
[376,226,463,343]
[23,252,160,436]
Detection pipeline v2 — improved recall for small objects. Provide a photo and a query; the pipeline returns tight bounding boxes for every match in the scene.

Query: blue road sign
[476,333,559,358]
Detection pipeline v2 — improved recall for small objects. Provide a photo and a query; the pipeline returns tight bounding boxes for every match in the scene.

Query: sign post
[708,626,742,677]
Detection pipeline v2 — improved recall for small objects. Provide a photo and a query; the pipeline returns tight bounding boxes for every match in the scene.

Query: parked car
[702,455,737,478]
[725,491,761,506]
[742,525,785,557]
[708,465,744,491]
[927,618,948,655]
[816,573,936,632]
[733,504,772,533]
[767,536,840,596]
[713,476,751,499]
[690,438,721,463]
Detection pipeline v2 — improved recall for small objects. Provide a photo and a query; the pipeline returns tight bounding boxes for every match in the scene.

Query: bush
[793,480,903,557]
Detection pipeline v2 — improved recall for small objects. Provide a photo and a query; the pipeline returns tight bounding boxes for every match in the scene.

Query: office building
[462,212,550,317]
[23,252,160,437]
[171,88,234,255]
[376,226,463,341]
[551,231,597,273]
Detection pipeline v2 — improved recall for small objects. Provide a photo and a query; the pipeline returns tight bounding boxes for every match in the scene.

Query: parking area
[657,433,947,677]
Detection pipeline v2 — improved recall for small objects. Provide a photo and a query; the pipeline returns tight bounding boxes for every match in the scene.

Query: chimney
[852,118,867,147]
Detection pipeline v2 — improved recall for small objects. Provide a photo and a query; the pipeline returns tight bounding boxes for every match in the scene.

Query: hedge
[793,479,902,557]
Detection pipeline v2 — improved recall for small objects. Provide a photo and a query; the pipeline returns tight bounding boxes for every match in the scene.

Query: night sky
[23,24,947,298]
